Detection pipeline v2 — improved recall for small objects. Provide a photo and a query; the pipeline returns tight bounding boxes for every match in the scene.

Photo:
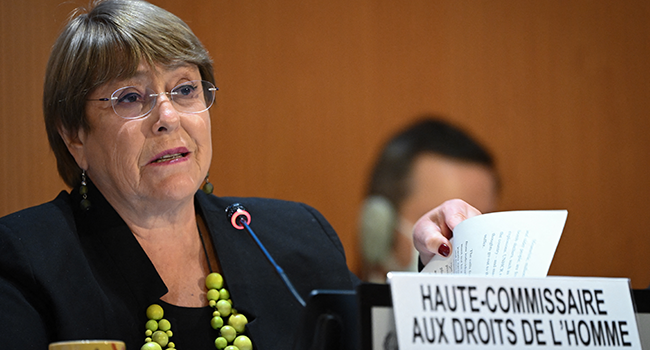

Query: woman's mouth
[149,148,191,165]
[152,152,187,163]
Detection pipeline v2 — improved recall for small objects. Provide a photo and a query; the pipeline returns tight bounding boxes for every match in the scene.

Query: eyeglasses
[87,80,218,119]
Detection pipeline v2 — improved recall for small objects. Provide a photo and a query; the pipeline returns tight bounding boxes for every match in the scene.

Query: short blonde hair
[43,0,214,188]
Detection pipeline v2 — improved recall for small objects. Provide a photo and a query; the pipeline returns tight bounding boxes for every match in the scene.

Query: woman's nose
[152,93,180,132]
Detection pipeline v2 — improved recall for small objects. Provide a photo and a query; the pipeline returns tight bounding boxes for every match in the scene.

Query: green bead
[219,288,230,300]
[211,316,224,329]
[202,182,214,194]
[145,320,158,332]
[166,330,173,337]
[80,199,92,211]
[167,342,175,349]
[206,272,224,290]
[224,346,239,350]
[158,319,171,332]
[216,299,232,317]
[220,325,237,342]
[207,288,221,301]
[146,304,164,320]
[215,337,228,349]
[152,330,169,347]
[228,313,248,333]
[213,310,221,317]
[234,335,253,350]
[141,342,162,350]
[145,330,153,337]
[79,185,88,195]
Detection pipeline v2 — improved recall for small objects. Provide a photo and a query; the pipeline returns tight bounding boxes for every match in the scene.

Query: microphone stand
[227,203,306,307]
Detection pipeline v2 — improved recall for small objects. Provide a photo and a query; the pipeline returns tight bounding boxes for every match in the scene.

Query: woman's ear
[58,126,88,170]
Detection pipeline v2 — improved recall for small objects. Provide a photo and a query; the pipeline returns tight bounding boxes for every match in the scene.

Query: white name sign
[387,273,641,349]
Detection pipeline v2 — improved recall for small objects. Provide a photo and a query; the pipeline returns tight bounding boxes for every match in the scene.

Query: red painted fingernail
[438,243,450,257]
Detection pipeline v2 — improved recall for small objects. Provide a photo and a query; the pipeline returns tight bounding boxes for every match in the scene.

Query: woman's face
[68,62,213,211]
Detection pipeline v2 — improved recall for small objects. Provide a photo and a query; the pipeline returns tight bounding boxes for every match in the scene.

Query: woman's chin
[145,176,202,202]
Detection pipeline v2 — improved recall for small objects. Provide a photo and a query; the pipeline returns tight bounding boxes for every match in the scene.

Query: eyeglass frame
[86,80,218,120]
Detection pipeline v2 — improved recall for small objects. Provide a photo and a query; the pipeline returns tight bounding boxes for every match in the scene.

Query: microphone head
[225,203,251,230]
[225,203,246,217]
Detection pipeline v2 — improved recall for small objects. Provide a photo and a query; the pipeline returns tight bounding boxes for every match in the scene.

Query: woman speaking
[0,0,479,349]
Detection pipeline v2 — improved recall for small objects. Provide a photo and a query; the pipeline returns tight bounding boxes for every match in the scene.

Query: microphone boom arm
[228,204,307,307]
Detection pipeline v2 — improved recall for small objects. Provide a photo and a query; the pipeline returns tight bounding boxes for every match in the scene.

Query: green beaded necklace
[140,224,253,350]
[141,272,252,350]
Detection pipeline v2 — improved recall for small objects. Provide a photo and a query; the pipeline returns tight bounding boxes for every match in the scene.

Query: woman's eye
[175,84,198,96]
[117,92,142,104]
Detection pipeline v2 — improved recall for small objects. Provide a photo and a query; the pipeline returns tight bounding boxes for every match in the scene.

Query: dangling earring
[80,169,92,211]
[202,172,214,194]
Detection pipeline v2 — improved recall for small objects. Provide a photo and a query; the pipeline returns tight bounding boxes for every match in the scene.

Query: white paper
[422,210,568,277]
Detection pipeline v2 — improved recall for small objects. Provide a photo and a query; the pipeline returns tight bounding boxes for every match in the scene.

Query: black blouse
[156,301,219,349]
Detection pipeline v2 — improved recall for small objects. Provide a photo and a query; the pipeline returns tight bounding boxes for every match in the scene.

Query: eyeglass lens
[110,80,216,119]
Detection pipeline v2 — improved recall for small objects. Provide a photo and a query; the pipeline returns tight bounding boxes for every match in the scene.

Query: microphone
[225,203,306,307]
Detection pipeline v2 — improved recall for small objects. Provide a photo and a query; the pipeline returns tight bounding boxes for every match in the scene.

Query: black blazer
[0,183,358,349]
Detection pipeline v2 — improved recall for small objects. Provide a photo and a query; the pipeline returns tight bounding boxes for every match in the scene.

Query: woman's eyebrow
[165,61,194,70]
[107,71,150,88]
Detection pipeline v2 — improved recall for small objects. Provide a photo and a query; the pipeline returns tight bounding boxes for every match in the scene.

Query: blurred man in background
[360,117,499,282]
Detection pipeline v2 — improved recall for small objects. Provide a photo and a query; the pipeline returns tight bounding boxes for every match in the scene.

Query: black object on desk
[292,289,359,350]
[632,288,650,312]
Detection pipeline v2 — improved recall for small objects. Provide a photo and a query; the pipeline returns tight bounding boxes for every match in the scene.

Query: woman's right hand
[412,199,482,266]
